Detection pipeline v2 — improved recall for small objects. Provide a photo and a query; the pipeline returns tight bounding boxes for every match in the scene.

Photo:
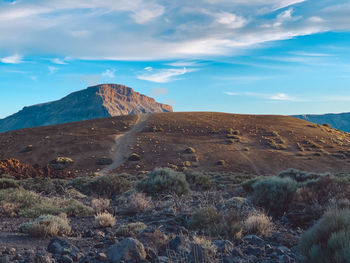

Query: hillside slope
[0,112,349,176]
[0,84,172,133]
[293,112,350,132]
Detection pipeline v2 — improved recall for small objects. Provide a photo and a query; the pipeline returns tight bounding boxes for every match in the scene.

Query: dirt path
[99,114,151,175]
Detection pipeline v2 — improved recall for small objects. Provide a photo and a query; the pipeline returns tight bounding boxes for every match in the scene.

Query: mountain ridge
[0,84,172,133]
[293,112,350,132]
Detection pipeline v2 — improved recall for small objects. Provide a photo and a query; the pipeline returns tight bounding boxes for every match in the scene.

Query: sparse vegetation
[20,214,71,237]
[91,198,110,213]
[49,157,74,170]
[115,222,147,237]
[136,168,190,196]
[72,174,133,197]
[299,209,350,263]
[244,212,273,236]
[128,153,141,161]
[0,187,93,218]
[0,178,20,189]
[185,171,215,191]
[96,156,113,165]
[95,212,116,228]
[189,207,220,229]
[184,147,196,154]
[251,176,297,216]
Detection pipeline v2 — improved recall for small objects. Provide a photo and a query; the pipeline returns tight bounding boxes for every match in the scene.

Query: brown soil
[0,112,350,177]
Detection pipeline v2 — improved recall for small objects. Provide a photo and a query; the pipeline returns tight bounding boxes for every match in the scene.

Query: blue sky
[1,0,350,118]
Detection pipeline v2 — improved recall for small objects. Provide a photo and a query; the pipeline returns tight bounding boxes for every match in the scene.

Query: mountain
[293,112,350,132]
[0,84,173,133]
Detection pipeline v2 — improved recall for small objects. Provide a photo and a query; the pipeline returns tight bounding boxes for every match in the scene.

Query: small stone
[5,248,15,256]
[98,253,107,261]
[60,255,73,263]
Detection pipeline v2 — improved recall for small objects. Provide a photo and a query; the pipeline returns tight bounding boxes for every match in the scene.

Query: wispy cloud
[225,91,297,101]
[137,67,197,83]
[0,54,22,64]
[102,68,116,78]
[150,88,168,97]
[48,66,58,75]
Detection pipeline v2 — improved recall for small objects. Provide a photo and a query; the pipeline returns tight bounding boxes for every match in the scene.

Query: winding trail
[100,114,151,175]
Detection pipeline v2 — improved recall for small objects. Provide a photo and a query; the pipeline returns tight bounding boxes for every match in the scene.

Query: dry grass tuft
[244,212,273,236]
[91,198,110,213]
[19,214,71,237]
[94,212,116,228]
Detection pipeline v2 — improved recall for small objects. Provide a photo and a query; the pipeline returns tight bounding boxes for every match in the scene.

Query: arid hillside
[0,112,349,177]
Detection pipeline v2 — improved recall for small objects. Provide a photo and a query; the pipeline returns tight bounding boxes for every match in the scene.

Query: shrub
[278,168,325,182]
[252,176,297,216]
[299,209,350,263]
[0,178,20,189]
[91,198,110,213]
[115,222,147,237]
[95,212,116,228]
[49,157,74,170]
[72,174,132,197]
[136,168,190,196]
[128,153,141,161]
[117,192,152,214]
[184,147,196,154]
[216,160,226,166]
[189,207,220,229]
[22,178,68,194]
[224,197,247,210]
[241,177,265,192]
[20,214,71,237]
[215,211,243,239]
[244,212,273,236]
[0,188,93,218]
[96,156,113,165]
[185,172,215,191]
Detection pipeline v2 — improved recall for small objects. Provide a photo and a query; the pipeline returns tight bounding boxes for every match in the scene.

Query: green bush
[20,214,71,237]
[0,188,93,218]
[278,168,326,182]
[22,178,68,194]
[185,172,215,191]
[0,178,20,189]
[252,176,297,216]
[115,222,147,237]
[136,168,190,196]
[189,207,220,229]
[49,157,74,170]
[299,209,350,263]
[72,174,132,198]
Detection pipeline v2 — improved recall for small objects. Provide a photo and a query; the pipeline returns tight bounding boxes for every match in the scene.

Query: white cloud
[0,0,346,60]
[0,54,22,64]
[102,68,116,78]
[224,91,297,101]
[212,12,246,29]
[51,58,67,64]
[138,68,197,83]
[48,66,58,75]
[150,88,168,97]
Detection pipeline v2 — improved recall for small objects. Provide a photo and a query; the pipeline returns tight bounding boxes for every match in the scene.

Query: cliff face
[293,112,350,132]
[0,84,173,133]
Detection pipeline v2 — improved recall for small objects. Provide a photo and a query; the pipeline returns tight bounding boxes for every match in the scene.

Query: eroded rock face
[0,84,173,133]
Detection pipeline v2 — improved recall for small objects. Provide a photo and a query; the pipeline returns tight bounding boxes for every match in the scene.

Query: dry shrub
[115,222,147,237]
[193,236,217,254]
[189,207,220,229]
[244,212,273,236]
[215,210,243,239]
[0,202,20,217]
[91,198,110,213]
[94,212,116,228]
[117,192,152,214]
[19,214,71,237]
[139,228,168,253]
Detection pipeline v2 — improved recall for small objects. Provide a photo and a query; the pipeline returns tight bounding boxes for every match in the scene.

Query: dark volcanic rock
[0,84,173,133]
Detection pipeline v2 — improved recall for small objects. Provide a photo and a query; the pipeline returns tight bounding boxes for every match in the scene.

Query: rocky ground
[1,166,349,263]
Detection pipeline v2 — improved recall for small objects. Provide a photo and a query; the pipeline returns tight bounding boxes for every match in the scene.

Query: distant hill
[0,84,172,133]
[293,112,350,132]
[1,112,349,176]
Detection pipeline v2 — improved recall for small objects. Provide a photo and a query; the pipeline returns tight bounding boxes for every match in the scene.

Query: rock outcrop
[0,84,172,133]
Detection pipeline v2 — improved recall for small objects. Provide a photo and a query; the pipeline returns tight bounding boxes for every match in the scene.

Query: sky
[1,0,350,118]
